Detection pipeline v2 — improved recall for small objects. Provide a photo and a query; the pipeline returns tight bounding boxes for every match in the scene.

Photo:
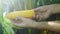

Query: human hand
[33,6,52,21]
[10,16,37,28]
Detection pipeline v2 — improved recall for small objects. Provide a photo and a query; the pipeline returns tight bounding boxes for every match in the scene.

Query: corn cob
[6,10,35,19]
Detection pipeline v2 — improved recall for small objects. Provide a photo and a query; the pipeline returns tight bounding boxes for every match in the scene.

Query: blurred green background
[2,0,60,34]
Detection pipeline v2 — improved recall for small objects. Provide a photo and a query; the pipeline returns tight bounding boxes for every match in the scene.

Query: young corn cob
[6,10,35,19]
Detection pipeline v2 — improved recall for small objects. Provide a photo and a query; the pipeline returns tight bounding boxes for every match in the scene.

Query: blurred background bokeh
[1,0,60,34]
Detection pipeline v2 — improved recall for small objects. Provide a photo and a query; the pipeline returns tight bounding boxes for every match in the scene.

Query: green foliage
[3,16,15,34]
[2,0,60,34]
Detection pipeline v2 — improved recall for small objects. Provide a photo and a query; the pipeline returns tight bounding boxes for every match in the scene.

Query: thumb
[12,21,29,28]
[17,16,33,22]
[17,16,28,21]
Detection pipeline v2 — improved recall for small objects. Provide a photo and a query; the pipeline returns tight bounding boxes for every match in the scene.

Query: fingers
[10,16,36,28]
[10,16,28,23]
[13,22,27,27]
[10,19,29,28]
[17,16,32,21]
[17,16,26,20]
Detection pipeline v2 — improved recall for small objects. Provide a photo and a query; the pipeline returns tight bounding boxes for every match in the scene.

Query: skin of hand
[48,21,60,32]
[33,4,60,21]
[33,6,52,21]
[10,16,39,28]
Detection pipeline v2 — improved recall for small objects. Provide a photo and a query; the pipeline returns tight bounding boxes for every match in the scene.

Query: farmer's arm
[33,4,60,21]
[32,21,60,32]
[34,4,60,14]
